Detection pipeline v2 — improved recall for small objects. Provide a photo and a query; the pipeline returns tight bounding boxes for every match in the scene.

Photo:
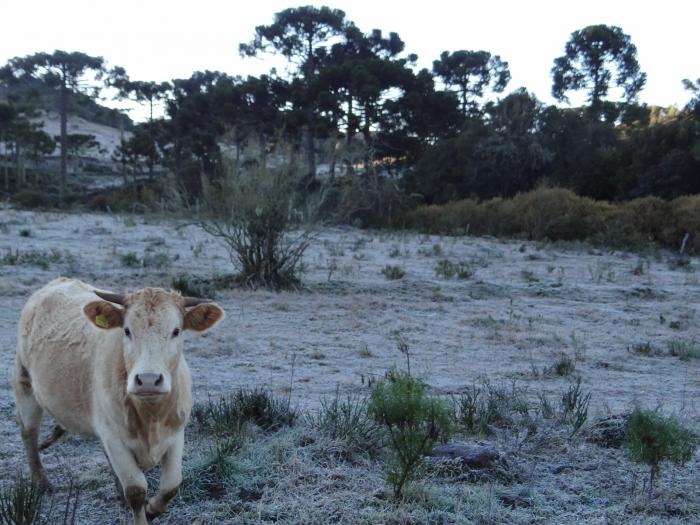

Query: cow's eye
[172,328,180,338]
[124,327,131,338]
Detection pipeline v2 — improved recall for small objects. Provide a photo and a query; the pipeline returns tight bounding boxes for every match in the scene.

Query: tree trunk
[59,82,68,206]
[303,121,316,186]
[2,133,8,190]
[148,99,154,180]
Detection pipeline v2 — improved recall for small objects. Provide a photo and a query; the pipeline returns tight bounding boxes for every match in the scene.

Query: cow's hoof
[145,503,161,523]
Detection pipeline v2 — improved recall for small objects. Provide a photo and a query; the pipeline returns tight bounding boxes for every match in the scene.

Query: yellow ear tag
[95,314,110,329]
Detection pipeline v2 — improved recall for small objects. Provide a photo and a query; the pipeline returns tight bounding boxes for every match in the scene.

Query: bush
[200,165,310,289]
[625,408,697,497]
[11,189,57,209]
[368,370,453,498]
[192,389,296,436]
[401,187,700,253]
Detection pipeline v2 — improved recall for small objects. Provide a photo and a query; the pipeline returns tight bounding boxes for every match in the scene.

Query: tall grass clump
[199,164,310,290]
[0,474,80,525]
[368,369,453,498]
[625,407,697,498]
[307,391,382,458]
[192,388,296,436]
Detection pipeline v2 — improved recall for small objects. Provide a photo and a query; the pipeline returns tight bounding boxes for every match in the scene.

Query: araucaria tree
[551,25,646,116]
[240,6,347,186]
[432,50,510,116]
[3,51,106,203]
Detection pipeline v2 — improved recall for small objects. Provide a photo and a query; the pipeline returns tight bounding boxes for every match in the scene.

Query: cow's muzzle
[132,373,168,396]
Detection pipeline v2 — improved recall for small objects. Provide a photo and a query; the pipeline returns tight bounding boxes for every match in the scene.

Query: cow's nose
[133,373,166,395]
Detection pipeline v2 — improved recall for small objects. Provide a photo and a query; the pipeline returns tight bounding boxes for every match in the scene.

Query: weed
[381,265,405,280]
[307,391,382,458]
[142,252,171,268]
[0,249,62,270]
[192,389,296,436]
[171,274,215,299]
[549,354,575,376]
[570,331,587,361]
[560,379,591,436]
[19,228,31,237]
[119,252,141,268]
[455,381,533,436]
[629,342,660,357]
[667,339,700,361]
[521,270,539,283]
[435,259,473,280]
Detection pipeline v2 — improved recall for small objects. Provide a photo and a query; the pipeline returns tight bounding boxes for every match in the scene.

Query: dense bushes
[401,188,700,253]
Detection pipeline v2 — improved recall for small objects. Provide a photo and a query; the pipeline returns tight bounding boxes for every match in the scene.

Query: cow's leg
[12,363,49,489]
[146,431,183,522]
[102,436,148,525]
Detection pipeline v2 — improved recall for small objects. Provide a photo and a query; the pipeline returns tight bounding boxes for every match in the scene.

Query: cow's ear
[84,301,124,330]
[184,303,224,332]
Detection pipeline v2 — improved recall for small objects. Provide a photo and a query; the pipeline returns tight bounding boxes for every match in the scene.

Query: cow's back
[17,277,119,436]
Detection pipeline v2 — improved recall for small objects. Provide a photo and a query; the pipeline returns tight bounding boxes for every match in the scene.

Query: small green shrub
[19,229,31,237]
[435,259,473,280]
[192,389,296,436]
[625,408,697,498]
[368,370,453,498]
[381,265,405,280]
[119,252,141,268]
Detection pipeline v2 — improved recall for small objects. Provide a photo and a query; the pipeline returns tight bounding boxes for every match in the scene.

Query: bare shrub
[199,165,310,289]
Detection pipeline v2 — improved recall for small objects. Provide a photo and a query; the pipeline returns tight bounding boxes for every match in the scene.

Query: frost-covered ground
[0,208,698,524]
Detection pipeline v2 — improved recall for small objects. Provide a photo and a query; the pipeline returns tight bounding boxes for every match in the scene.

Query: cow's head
[83,288,224,398]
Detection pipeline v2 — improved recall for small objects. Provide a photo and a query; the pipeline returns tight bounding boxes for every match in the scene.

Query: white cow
[12,278,224,524]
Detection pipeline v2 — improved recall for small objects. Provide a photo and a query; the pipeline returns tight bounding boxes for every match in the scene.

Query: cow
[12,277,224,524]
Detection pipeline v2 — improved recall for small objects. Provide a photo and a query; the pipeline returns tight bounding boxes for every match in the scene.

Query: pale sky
[2,0,697,121]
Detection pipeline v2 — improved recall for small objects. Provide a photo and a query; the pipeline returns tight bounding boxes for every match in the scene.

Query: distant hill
[0,76,133,130]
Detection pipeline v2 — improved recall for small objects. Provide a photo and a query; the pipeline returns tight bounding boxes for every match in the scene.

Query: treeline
[1,7,699,223]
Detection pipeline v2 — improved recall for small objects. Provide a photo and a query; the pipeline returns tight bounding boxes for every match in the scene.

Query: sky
[2,0,698,122]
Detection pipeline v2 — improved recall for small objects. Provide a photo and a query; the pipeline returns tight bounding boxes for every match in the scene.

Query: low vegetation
[624,408,697,497]
[368,369,453,498]
[402,189,700,253]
